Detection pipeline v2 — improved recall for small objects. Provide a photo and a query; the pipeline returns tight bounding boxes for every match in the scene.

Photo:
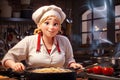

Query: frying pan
[24,63,98,80]
[24,67,76,80]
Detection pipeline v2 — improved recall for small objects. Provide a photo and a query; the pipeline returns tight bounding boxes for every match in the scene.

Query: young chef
[1,5,83,72]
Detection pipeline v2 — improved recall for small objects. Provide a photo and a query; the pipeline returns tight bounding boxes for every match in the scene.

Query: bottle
[86,35,90,44]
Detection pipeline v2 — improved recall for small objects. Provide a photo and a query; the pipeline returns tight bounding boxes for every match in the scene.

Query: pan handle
[68,67,81,71]
[82,63,98,70]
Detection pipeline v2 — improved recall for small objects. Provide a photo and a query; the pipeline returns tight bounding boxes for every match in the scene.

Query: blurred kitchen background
[0,0,120,64]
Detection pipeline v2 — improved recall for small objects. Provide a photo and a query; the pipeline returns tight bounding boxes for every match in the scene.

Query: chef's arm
[4,59,25,72]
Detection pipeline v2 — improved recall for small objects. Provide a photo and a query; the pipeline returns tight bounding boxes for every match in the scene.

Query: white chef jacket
[2,34,75,68]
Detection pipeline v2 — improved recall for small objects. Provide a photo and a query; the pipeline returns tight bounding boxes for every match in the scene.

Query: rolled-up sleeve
[65,37,75,66]
[59,36,75,67]
[1,36,29,67]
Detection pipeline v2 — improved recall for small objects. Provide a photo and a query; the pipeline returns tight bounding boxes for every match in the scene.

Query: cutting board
[0,75,9,80]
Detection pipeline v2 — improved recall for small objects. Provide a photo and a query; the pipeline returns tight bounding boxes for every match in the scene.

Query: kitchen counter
[0,70,120,80]
[87,73,120,80]
[77,71,120,80]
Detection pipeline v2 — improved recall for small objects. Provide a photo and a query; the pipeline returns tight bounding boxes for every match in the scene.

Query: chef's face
[40,16,61,38]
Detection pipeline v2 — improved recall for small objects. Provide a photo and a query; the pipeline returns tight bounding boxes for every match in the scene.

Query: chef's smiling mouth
[48,30,55,33]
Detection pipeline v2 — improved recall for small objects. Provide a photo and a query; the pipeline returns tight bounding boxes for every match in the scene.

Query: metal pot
[91,57,120,68]
[21,9,33,18]
[111,57,120,69]
[24,68,76,80]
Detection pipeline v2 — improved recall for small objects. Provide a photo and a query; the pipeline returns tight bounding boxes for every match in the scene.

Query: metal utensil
[66,9,73,23]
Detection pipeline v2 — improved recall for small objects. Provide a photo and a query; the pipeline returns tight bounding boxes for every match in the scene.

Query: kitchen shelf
[0,18,35,24]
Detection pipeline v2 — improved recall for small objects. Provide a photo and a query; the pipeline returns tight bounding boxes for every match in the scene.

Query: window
[115,5,120,42]
[82,1,107,45]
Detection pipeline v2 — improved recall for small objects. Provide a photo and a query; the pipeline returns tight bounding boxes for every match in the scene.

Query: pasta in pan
[31,67,72,73]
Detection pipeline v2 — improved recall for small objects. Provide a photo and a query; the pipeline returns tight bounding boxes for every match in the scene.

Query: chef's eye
[44,22,49,25]
[54,23,59,26]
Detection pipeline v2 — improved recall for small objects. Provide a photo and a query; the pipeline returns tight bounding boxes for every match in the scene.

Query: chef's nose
[49,25,55,29]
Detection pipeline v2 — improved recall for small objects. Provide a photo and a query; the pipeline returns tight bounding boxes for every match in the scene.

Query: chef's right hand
[11,62,25,72]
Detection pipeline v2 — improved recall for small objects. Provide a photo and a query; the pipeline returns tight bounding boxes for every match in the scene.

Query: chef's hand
[69,62,83,69]
[11,62,25,72]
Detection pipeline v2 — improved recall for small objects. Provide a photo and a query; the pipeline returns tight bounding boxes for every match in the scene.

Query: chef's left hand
[69,62,84,73]
[69,62,83,69]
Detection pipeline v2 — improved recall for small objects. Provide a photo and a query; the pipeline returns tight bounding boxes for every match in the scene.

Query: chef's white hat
[32,5,66,24]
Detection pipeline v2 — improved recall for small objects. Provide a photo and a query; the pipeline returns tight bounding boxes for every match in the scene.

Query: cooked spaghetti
[31,67,72,73]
